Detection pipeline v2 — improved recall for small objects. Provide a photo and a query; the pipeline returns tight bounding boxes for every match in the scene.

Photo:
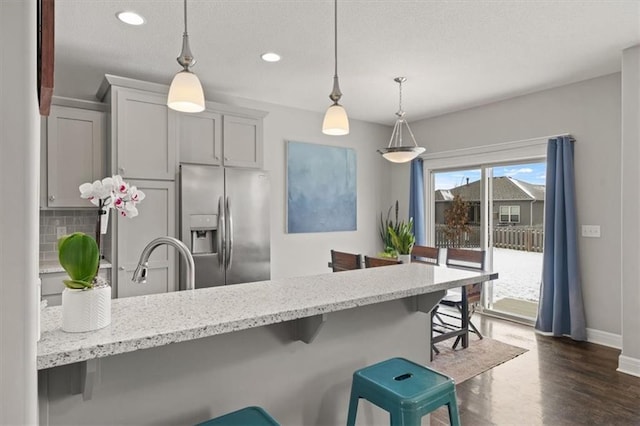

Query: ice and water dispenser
[189,214,217,255]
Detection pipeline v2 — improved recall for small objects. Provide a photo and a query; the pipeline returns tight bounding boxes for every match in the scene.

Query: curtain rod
[500,133,573,145]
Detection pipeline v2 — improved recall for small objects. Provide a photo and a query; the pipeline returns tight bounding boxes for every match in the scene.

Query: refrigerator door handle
[218,196,225,269]
[226,196,233,270]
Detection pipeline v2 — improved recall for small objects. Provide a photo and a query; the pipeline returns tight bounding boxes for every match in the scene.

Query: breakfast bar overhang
[38,263,496,425]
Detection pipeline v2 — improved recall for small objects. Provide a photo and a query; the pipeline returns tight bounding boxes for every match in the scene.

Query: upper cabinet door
[222,115,263,169]
[113,88,176,180]
[46,105,105,208]
[178,110,222,166]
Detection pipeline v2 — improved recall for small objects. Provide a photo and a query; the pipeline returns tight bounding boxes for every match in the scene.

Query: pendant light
[167,0,205,113]
[378,77,425,163]
[322,0,349,135]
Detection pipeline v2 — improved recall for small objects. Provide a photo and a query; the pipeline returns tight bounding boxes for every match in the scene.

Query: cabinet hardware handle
[118,167,125,174]
[224,157,229,161]
[49,195,55,201]
[118,267,125,271]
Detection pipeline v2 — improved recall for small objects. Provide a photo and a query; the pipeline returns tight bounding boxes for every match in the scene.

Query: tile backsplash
[39,210,98,262]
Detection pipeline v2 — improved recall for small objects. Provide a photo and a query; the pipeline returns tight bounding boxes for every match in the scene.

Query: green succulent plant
[388,218,416,255]
[58,232,100,289]
[379,201,401,254]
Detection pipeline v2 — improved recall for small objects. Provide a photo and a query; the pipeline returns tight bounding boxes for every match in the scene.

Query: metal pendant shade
[322,0,349,135]
[378,77,425,163]
[167,0,205,113]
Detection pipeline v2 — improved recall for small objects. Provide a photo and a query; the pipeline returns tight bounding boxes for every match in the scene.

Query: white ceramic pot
[398,254,411,264]
[62,284,111,333]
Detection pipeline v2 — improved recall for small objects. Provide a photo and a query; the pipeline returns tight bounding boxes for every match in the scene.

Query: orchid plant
[79,175,145,252]
[79,175,146,219]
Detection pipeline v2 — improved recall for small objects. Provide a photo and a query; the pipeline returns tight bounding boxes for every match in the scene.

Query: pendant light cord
[183,0,188,34]
[334,0,338,77]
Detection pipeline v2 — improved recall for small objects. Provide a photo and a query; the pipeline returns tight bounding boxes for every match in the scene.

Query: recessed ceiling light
[116,11,145,26]
[261,52,281,63]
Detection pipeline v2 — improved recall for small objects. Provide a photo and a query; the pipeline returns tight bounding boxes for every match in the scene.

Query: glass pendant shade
[378,77,425,163]
[167,70,205,113]
[322,103,349,135]
[380,146,426,163]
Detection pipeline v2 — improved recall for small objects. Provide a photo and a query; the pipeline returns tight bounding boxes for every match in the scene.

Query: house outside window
[499,205,520,223]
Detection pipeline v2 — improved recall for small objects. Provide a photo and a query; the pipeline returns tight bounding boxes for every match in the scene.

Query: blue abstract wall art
[286,141,357,233]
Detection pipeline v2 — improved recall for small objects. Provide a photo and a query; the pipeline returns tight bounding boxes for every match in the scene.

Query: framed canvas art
[286,141,357,233]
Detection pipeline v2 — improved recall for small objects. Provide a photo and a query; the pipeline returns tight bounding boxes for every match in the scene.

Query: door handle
[218,196,225,269]
[226,196,233,270]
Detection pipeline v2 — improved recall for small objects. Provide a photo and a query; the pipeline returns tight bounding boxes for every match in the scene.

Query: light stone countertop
[37,263,497,370]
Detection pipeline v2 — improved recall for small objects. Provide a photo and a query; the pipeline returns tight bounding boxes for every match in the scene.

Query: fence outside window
[435,225,544,253]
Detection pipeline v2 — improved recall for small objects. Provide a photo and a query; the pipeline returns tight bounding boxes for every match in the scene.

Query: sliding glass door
[430,160,546,323]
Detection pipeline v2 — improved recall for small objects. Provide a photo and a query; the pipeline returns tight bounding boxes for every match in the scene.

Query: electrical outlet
[56,226,67,239]
[581,225,601,238]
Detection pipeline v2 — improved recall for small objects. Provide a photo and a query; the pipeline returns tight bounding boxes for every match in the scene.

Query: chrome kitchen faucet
[132,236,196,290]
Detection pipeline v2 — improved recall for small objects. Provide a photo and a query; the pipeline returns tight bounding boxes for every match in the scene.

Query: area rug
[428,337,527,384]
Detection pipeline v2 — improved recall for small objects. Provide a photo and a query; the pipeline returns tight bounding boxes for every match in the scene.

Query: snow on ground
[491,248,542,302]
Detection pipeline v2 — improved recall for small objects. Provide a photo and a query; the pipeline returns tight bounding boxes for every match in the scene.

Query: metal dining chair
[431,248,486,360]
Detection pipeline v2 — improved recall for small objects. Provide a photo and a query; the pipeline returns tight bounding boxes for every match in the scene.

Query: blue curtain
[535,136,586,340]
[409,158,426,245]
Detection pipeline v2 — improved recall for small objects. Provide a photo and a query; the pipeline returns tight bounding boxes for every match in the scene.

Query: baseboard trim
[586,328,622,349]
[618,355,640,377]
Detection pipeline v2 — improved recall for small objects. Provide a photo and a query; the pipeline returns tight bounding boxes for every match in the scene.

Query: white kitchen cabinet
[44,104,105,208]
[109,85,177,180]
[115,179,176,298]
[178,109,222,165]
[112,87,177,180]
[222,115,264,168]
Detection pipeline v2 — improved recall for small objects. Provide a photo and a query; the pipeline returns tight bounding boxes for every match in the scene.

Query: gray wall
[0,1,39,423]
[389,74,623,339]
[621,45,640,373]
[173,94,393,279]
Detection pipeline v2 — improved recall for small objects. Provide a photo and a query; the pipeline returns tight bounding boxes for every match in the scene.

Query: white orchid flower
[79,182,95,199]
[125,204,139,218]
[112,175,129,194]
[79,174,143,219]
[129,187,146,203]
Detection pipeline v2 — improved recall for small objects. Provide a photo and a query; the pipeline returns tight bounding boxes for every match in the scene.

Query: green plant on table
[388,218,416,255]
[379,200,401,255]
[58,232,100,289]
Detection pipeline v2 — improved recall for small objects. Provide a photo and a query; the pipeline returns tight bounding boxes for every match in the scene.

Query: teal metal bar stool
[346,357,461,426]
[196,406,280,426]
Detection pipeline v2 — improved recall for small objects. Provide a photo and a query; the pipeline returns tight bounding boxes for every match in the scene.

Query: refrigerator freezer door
[224,168,271,284]
[180,164,226,289]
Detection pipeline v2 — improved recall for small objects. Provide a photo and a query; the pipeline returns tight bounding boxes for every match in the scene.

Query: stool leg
[390,408,420,426]
[346,388,359,426]
[446,392,461,426]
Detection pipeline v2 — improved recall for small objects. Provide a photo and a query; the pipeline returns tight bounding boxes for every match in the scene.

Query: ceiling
[54,1,640,125]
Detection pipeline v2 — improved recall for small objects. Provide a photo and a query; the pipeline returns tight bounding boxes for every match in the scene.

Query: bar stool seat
[196,406,280,426]
[346,357,460,426]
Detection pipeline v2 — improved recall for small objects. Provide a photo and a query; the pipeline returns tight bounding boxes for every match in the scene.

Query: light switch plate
[581,225,601,238]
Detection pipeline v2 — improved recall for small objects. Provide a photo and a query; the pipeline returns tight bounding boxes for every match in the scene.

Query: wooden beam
[38,0,54,116]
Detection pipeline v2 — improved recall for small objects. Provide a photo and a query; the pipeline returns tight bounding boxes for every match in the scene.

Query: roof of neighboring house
[435,176,545,202]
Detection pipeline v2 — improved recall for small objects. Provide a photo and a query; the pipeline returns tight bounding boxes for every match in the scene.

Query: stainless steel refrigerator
[179,164,270,289]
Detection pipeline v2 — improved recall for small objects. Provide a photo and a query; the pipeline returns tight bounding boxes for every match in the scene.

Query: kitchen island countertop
[38,263,496,370]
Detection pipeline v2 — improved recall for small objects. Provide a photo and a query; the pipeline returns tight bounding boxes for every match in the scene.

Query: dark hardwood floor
[431,315,640,425]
